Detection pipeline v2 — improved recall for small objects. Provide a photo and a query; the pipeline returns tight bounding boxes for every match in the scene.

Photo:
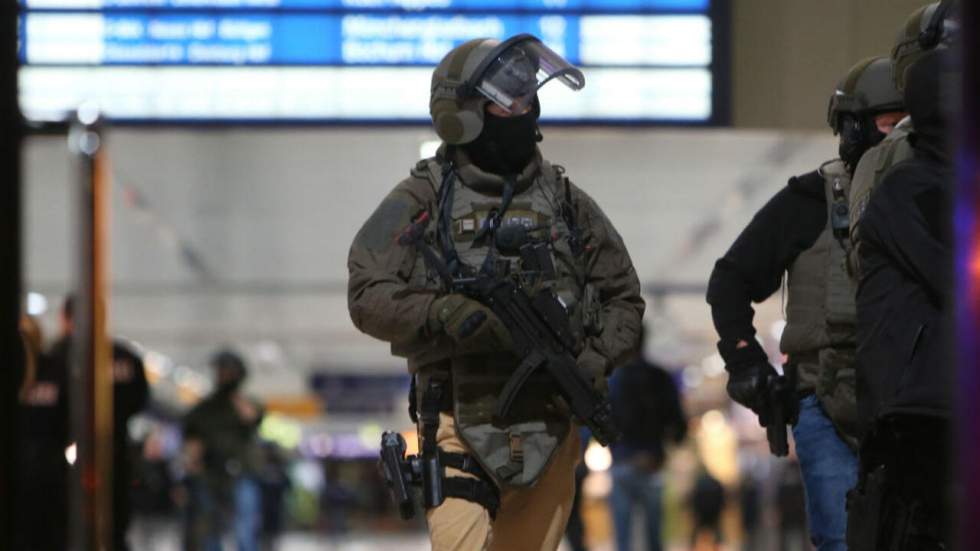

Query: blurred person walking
[258,443,291,551]
[707,57,906,551]
[131,430,179,549]
[607,326,686,551]
[14,313,70,551]
[46,295,150,550]
[182,349,265,551]
[348,34,644,550]
[689,467,725,551]
[110,340,150,550]
[563,427,592,551]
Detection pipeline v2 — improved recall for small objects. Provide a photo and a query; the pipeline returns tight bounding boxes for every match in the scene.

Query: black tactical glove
[428,294,512,352]
[718,338,777,414]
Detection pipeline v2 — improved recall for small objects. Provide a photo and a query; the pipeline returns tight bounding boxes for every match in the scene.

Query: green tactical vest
[411,151,599,488]
[847,117,914,279]
[780,159,859,447]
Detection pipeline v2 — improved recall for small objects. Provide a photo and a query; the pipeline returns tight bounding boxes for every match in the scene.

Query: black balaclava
[838,113,886,173]
[905,49,950,163]
[462,98,540,175]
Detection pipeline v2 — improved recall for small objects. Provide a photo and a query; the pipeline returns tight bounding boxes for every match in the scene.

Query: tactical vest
[848,118,914,279]
[780,159,859,446]
[410,152,597,487]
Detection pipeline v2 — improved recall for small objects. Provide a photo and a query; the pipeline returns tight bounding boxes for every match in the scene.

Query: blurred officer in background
[111,340,150,551]
[847,46,956,551]
[706,56,905,551]
[43,296,150,550]
[182,349,265,551]
[14,313,70,551]
[16,313,41,402]
[348,34,644,550]
[607,325,686,551]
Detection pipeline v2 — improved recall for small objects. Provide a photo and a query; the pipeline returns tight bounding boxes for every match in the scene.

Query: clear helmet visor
[471,36,585,115]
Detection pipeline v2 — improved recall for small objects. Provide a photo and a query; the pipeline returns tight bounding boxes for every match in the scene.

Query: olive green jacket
[347,147,645,375]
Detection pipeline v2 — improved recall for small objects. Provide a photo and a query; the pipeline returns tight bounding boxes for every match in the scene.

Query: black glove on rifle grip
[718,338,775,413]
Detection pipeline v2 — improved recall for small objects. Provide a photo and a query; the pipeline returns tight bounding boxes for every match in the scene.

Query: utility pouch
[816,347,859,448]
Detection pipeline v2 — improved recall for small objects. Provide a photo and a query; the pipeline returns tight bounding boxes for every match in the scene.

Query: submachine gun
[408,215,620,446]
[757,367,799,457]
[378,211,621,519]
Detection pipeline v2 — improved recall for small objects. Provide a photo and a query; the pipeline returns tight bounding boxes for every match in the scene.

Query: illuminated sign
[18,0,727,123]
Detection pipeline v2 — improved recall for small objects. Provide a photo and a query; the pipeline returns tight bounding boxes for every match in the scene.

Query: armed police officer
[848,0,958,278]
[348,35,644,550]
[845,5,959,548]
[706,57,905,551]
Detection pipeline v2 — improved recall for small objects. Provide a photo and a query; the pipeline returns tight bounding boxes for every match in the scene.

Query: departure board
[18,0,729,124]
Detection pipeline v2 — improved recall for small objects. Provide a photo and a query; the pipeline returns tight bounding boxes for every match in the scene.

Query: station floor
[128,520,737,551]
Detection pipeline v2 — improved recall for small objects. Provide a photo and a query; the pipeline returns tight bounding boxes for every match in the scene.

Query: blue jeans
[233,477,262,551]
[792,394,858,551]
[610,463,664,551]
[186,477,262,551]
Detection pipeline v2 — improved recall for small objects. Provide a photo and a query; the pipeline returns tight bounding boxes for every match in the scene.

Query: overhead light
[256,340,283,364]
[584,440,612,472]
[26,292,47,316]
[77,101,101,125]
[65,442,77,465]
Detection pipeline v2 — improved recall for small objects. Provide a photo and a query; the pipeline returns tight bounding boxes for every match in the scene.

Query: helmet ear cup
[431,97,485,145]
[432,98,465,144]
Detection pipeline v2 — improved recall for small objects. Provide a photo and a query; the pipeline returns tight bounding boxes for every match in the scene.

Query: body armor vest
[848,121,912,281]
[849,118,914,272]
[410,152,596,487]
[780,159,860,445]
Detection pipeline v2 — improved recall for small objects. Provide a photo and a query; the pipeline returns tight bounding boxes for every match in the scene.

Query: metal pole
[0,0,22,547]
[68,110,113,551]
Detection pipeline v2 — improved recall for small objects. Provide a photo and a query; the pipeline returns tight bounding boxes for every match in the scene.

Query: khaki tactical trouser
[425,412,581,551]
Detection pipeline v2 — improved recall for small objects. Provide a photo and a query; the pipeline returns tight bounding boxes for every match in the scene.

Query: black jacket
[706,171,826,365]
[609,357,686,466]
[854,49,953,427]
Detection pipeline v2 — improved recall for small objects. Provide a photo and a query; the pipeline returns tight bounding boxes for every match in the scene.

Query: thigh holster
[382,374,500,520]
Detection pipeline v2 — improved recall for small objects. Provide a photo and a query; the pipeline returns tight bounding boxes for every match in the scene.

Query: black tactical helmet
[827,56,904,134]
[210,348,247,381]
[891,0,958,92]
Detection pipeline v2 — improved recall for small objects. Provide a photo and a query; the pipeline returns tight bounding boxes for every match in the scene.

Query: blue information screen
[18,0,727,123]
[22,0,708,11]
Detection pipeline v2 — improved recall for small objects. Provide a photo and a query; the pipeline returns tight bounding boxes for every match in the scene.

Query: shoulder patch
[354,194,415,252]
